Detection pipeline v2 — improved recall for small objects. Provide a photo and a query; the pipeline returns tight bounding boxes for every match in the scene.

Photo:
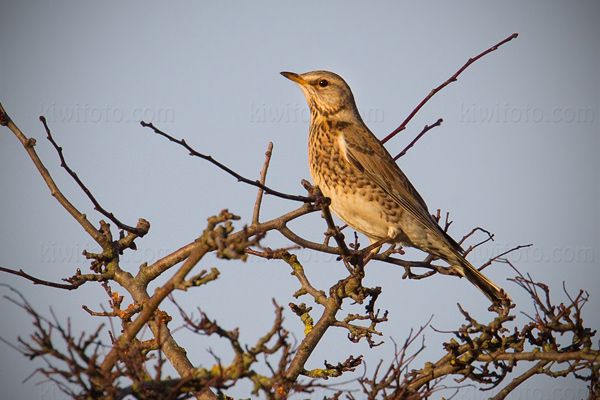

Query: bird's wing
[340,122,463,253]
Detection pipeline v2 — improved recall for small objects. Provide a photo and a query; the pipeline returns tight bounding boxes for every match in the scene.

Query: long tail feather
[454,255,511,304]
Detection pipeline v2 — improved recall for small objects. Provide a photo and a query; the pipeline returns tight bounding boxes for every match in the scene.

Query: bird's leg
[359,237,392,264]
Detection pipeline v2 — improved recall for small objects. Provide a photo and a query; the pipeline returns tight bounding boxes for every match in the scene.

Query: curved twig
[0,102,109,247]
[382,33,519,145]
[41,117,149,236]
[0,267,80,290]
[141,121,312,203]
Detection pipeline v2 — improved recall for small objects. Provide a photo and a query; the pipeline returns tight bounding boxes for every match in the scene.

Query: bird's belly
[319,184,400,243]
[318,182,443,254]
[327,189,447,256]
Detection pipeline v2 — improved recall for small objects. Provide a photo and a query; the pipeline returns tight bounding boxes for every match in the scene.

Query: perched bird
[281,70,508,304]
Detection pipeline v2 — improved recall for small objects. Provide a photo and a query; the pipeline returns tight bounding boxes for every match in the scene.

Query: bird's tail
[454,255,511,305]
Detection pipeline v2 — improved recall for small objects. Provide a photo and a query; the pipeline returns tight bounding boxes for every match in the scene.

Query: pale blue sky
[1,2,599,399]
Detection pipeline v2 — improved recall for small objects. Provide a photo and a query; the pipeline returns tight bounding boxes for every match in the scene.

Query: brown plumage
[281,70,509,304]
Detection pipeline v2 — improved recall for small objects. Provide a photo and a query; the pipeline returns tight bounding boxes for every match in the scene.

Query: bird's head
[281,70,359,117]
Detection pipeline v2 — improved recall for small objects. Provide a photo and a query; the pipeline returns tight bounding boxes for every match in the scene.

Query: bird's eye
[318,79,329,88]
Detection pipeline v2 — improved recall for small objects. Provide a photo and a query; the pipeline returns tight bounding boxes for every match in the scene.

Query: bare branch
[0,102,109,247]
[141,121,312,202]
[479,243,533,271]
[393,118,443,160]
[253,141,274,224]
[40,116,149,237]
[0,266,81,290]
[460,227,495,257]
[381,33,519,144]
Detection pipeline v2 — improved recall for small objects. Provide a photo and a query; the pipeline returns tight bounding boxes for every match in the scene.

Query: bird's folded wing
[341,123,463,253]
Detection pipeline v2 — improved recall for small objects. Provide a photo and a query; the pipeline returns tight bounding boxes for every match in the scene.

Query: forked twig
[460,227,495,257]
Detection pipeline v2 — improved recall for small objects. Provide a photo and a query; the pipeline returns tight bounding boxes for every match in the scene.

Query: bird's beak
[280,71,307,85]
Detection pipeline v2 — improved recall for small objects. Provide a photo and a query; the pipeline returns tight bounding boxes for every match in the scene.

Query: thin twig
[320,204,353,259]
[393,118,443,160]
[0,266,80,290]
[41,117,148,236]
[460,227,495,257]
[489,360,551,400]
[381,33,518,145]
[141,121,312,203]
[0,102,109,247]
[478,243,533,271]
[253,142,274,224]
[459,226,494,246]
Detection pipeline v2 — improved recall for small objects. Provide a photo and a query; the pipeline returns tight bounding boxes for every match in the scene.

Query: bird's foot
[356,237,392,265]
